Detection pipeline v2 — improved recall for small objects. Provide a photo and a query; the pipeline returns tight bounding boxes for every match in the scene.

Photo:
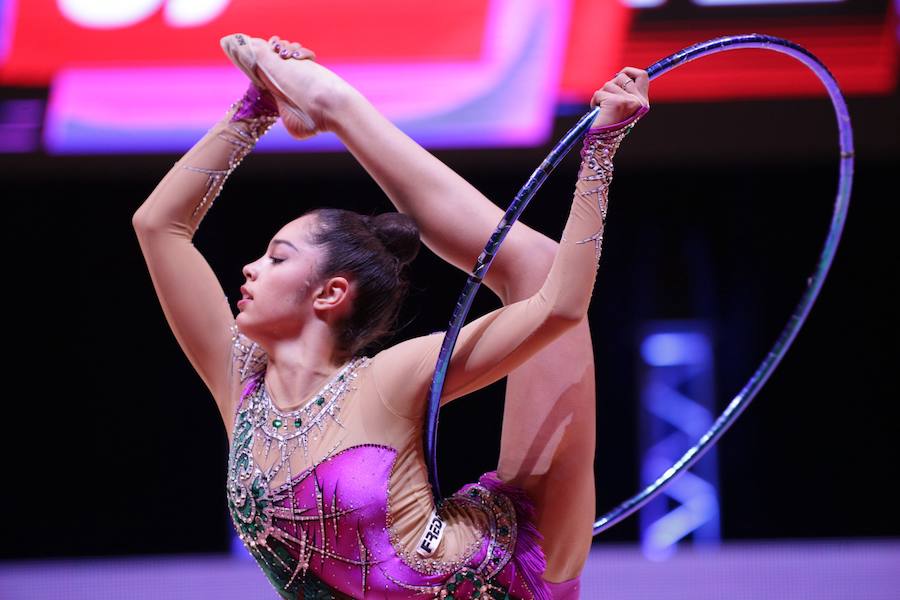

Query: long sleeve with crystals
[540,119,638,320]
[371,113,646,418]
[132,85,277,413]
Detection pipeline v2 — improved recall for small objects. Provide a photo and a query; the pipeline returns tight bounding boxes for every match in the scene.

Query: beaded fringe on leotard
[479,472,550,600]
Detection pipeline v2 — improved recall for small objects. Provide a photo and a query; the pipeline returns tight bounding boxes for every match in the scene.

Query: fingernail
[274,43,281,52]
[280,50,289,58]
[291,50,301,59]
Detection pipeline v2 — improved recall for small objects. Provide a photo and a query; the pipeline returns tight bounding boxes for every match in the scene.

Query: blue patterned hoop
[422,34,854,536]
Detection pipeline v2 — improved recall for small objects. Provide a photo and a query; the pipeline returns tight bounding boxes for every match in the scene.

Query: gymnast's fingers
[619,67,650,106]
[589,86,643,128]
[593,80,631,106]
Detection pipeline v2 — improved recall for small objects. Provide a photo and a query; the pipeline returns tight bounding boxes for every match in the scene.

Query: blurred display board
[0,0,894,153]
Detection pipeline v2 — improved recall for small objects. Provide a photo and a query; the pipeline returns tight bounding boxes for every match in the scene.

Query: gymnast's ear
[313,276,352,318]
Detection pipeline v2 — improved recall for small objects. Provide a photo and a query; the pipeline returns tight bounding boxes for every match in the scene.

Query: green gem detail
[473,578,482,588]
[315,397,325,406]
[274,545,292,562]
[498,525,509,536]
[455,573,464,582]
[468,489,479,498]
[273,419,282,428]
[294,418,302,428]
[448,583,457,592]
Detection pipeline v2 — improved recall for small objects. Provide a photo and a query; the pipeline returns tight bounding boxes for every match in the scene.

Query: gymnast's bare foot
[221,33,353,139]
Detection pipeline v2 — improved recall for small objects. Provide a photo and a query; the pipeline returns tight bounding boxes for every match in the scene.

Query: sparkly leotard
[134,82,642,600]
[226,345,545,599]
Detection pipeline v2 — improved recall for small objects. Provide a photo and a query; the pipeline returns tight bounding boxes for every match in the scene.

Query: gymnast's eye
[269,256,286,264]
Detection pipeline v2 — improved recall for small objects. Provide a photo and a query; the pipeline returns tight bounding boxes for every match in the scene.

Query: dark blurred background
[1,0,897,568]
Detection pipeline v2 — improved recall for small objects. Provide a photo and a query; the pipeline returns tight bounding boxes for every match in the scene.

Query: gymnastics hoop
[423,34,854,537]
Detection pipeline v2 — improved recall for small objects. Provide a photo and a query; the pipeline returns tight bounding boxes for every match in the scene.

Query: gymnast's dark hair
[308,208,420,358]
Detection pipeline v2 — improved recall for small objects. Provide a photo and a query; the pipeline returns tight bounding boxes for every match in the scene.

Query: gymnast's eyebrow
[271,239,299,252]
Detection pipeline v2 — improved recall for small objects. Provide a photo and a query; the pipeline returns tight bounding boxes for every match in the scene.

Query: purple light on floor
[0,98,43,152]
[44,0,570,154]
[1,541,898,599]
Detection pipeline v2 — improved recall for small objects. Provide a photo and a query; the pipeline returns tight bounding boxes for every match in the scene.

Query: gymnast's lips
[238,286,253,309]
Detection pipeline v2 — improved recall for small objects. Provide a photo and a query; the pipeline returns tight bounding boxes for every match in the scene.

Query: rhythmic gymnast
[133,33,649,599]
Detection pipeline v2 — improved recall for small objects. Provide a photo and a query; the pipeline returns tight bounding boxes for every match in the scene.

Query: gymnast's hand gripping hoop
[423,34,854,535]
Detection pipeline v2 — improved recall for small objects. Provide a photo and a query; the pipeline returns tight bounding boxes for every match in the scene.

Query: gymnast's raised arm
[131,87,278,420]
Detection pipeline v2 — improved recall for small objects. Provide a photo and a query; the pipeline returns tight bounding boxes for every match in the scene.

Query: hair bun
[371,213,420,266]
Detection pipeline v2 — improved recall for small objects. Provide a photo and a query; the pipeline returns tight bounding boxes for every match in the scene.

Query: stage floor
[2,539,897,599]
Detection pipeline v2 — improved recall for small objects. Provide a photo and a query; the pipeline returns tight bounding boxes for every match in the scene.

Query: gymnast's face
[236,215,325,340]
